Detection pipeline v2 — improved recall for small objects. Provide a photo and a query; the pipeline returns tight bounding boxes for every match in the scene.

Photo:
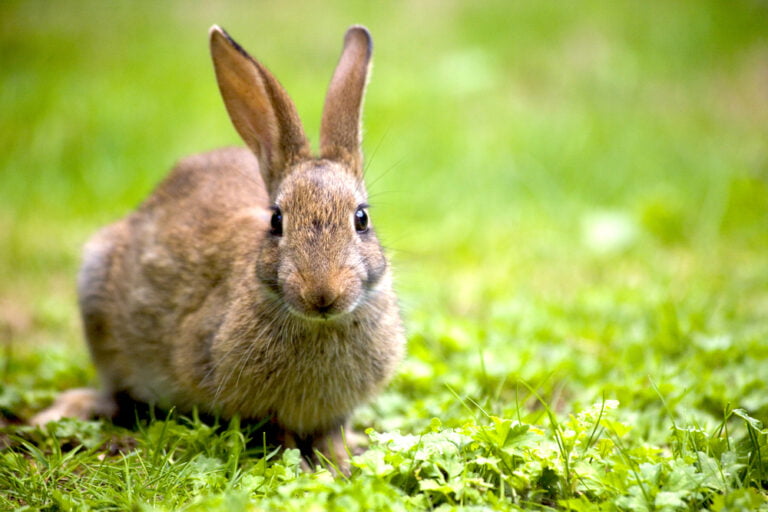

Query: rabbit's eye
[355,207,369,233]
[270,207,283,236]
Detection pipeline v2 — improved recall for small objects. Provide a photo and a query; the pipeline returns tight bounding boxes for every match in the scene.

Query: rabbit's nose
[303,285,341,314]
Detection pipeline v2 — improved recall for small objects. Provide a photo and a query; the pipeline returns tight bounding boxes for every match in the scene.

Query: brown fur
[31,25,405,473]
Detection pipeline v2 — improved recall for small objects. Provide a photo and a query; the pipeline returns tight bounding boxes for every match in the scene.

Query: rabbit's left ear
[210,25,310,197]
[319,26,372,175]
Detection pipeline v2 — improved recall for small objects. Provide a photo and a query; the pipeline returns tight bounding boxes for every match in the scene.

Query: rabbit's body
[81,147,402,435]
[33,25,405,470]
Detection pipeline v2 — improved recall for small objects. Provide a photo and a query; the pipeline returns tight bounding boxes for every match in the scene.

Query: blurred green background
[1,0,767,424]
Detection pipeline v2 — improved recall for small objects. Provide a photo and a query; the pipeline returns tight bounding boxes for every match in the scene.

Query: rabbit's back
[80,147,269,410]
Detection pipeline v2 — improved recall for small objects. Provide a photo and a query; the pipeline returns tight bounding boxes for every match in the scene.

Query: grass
[1,0,768,509]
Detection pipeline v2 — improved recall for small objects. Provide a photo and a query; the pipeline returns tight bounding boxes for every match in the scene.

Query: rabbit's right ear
[319,26,372,174]
[210,26,310,196]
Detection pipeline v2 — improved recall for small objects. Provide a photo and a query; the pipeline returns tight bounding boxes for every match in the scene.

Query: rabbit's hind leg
[29,388,117,426]
[29,225,124,428]
[77,223,126,393]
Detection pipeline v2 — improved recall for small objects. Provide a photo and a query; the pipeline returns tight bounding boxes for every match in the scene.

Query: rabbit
[30,24,405,472]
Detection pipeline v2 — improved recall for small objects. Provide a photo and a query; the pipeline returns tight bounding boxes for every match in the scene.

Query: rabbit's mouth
[289,292,361,322]
[279,281,363,322]
[285,303,356,323]
[276,263,365,322]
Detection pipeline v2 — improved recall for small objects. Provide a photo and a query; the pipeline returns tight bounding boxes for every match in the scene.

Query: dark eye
[270,207,283,236]
[354,207,369,233]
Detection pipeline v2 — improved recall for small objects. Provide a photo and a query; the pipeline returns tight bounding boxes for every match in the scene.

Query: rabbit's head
[210,26,387,320]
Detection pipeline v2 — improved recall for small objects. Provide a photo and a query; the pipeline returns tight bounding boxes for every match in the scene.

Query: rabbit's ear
[319,26,372,174]
[210,26,310,196]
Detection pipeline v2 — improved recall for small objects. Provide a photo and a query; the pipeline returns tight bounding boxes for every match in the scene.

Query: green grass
[2,0,768,509]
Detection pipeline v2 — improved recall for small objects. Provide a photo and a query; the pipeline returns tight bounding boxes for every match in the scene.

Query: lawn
[1,0,767,510]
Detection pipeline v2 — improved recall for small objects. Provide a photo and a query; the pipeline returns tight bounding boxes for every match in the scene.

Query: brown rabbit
[31,25,405,471]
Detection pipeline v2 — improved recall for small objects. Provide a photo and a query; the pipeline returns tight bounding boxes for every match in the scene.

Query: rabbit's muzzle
[286,266,363,320]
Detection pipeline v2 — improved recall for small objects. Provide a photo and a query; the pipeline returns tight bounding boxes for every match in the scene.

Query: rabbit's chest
[224,325,384,432]
[276,328,373,400]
